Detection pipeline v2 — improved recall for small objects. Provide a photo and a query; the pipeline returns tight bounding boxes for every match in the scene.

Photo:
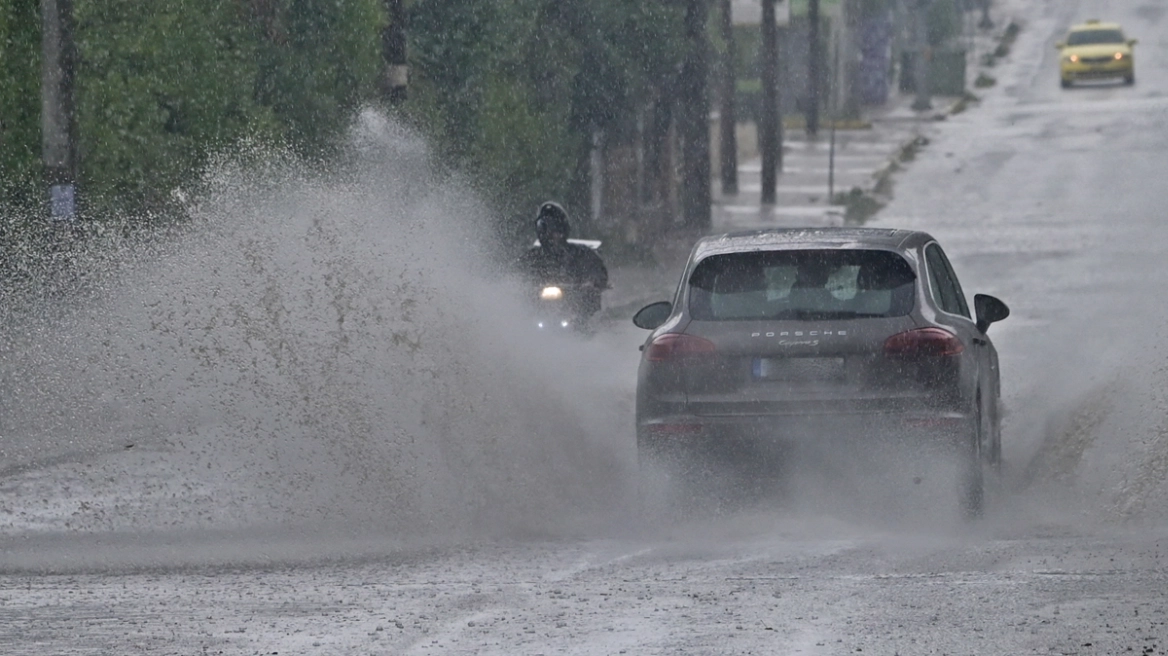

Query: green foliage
[3,0,699,254]
[73,0,385,217]
[75,0,277,215]
[5,0,389,223]
[468,75,578,245]
[250,0,384,156]
[0,0,42,210]
[408,0,687,243]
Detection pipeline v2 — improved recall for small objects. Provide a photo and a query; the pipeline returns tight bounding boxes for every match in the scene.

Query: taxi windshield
[1067,29,1125,46]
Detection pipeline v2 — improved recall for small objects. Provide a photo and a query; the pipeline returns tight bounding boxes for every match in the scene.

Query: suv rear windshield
[688,249,916,321]
[1067,29,1125,45]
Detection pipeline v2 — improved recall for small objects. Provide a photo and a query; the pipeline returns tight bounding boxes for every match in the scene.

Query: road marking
[736,166,881,174]
[784,140,897,152]
[775,153,890,162]
[728,183,868,194]
[719,204,845,216]
[1009,95,1168,116]
[740,158,888,171]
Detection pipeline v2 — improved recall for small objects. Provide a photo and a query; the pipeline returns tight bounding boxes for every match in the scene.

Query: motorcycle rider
[515,201,609,322]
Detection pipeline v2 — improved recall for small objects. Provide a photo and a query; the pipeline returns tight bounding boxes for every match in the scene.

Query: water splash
[0,111,635,539]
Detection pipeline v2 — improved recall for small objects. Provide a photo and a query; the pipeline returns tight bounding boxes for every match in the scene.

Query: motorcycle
[524,238,607,334]
[532,282,601,333]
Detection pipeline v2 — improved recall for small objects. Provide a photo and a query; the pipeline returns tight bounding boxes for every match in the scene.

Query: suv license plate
[753,357,845,382]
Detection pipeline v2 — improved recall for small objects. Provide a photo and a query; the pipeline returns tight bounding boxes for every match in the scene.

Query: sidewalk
[603,93,955,319]
[603,4,1025,320]
[713,93,944,233]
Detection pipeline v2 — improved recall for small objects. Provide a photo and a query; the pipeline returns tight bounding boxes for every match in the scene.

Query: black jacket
[515,243,608,290]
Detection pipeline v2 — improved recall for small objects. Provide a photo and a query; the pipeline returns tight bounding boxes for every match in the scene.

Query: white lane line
[1009,95,1168,116]
[776,153,891,162]
[720,205,845,216]
[742,161,887,173]
[729,183,868,194]
[785,140,898,152]
[737,166,881,174]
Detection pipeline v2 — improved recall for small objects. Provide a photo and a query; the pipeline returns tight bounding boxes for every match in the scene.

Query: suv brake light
[645,334,716,362]
[884,327,964,357]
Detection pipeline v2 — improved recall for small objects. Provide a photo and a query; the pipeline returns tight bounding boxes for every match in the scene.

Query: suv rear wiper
[770,309,886,320]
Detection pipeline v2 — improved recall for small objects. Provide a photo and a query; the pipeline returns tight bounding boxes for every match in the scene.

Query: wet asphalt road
[4,0,1168,653]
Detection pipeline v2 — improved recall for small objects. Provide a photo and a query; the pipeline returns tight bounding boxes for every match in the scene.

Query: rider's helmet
[535,201,570,247]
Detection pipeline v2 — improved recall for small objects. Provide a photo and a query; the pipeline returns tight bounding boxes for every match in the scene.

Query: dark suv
[632,228,1009,517]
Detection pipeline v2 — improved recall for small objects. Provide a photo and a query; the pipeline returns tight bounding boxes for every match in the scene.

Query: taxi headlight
[1066,54,1079,63]
[540,286,564,301]
[1114,52,1125,60]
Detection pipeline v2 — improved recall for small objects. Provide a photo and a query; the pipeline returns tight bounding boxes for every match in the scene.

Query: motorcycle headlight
[540,286,564,301]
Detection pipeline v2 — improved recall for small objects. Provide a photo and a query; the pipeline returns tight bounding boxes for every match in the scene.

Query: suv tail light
[884,328,964,357]
[645,422,704,436]
[645,334,716,362]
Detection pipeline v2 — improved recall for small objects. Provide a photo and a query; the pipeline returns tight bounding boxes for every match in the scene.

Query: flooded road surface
[4,0,1168,653]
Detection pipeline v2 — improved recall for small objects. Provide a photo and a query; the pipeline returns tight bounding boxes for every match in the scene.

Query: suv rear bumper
[1061,61,1132,80]
[638,410,974,466]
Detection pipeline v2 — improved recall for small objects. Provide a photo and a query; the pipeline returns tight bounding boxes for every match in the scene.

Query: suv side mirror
[633,301,673,330]
[974,294,1009,333]
[1128,38,1138,46]
[1055,41,1066,49]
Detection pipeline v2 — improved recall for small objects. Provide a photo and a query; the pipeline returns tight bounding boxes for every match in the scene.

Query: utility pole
[835,0,860,120]
[759,0,782,204]
[911,0,932,111]
[40,0,78,223]
[380,0,408,106]
[678,0,711,230]
[806,0,821,136]
[719,0,738,195]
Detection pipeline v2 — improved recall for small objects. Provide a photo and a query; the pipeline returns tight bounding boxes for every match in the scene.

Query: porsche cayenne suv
[632,228,1009,517]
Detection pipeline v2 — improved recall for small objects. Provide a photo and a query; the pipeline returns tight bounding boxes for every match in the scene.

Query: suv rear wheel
[960,409,986,520]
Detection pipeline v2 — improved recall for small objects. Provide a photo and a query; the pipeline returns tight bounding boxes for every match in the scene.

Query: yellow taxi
[1057,20,1137,88]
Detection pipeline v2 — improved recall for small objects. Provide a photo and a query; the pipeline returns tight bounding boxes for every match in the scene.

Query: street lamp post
[759,0,782,205]
[40,0,78,223]
[679,0,712,229]
[807,0,821,137]
[381,0,408,106]
[720,0,739,195]
[911,0,932,112]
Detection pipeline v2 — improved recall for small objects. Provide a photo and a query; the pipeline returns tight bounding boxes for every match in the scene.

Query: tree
[760,0,782,204]
[2,0,705,256]
[70,0,383,217]
[677,0,711,229]
[0,0,42,211]
[74,0,274,216]
[249,0,383,156]
[406,0,690,246]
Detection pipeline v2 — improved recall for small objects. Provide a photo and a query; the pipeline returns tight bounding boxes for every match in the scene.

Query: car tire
[1124,74,1135,86]
[638,442,734,520]
[1060,77,1072,89]
[636,445,693,522]
[959,410,986,520]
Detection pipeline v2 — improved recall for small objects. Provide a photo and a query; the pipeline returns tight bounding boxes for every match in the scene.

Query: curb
[839,90,970,225]
[607,13,1023,313]
[844,17,1025,225]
